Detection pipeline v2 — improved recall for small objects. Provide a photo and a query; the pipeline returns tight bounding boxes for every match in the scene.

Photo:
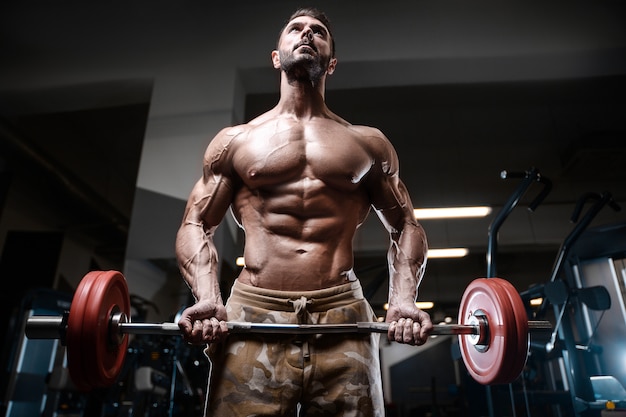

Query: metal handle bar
[25,316,551,339]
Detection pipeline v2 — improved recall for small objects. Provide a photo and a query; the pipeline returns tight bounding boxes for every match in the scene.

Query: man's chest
[232,122,374,189]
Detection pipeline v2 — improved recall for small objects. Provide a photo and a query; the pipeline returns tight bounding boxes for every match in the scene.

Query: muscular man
[176,7,432,416]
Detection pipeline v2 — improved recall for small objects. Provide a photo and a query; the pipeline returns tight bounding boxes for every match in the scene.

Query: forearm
[387,221,428,307]
[175,222,224,305]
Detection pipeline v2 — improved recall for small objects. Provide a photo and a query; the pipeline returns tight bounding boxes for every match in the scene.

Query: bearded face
[279,44,332,85]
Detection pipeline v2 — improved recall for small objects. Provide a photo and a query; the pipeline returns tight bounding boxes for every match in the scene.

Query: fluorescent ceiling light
[236,248,468,267]
[428,248,469,258]
[414,206,492,219]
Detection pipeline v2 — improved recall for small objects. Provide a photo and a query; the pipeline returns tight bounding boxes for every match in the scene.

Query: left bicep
[360,130,416,231]
[370,175,417,234]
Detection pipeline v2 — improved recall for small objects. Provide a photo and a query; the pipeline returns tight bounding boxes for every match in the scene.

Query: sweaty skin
[176,14,432,347]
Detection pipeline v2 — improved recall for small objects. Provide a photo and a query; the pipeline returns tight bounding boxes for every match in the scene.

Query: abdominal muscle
[233,179,370,291]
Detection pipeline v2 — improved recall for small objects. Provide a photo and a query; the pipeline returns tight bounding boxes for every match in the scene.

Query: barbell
[25,270,551,391]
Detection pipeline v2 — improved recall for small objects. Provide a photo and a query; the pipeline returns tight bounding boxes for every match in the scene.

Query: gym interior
[1,1,626,416]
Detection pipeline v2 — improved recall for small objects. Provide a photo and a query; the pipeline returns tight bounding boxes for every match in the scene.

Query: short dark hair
[278,7,336,57]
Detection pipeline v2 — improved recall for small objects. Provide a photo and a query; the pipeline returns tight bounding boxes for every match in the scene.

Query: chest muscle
[233,120,373,192]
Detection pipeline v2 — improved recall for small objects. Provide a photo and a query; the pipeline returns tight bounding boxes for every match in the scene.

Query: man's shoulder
[346,124,399,168]
[209,123,257,149]
[347,124,393,151]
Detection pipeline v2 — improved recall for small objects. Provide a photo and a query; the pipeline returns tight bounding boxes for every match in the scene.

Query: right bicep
[183,130,240,228]
[184,171,234,228]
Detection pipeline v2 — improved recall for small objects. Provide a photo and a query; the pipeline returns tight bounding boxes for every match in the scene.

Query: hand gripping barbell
[25,270,551,391]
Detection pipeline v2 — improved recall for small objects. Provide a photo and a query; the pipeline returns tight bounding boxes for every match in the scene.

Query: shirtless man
[176,7,432,416]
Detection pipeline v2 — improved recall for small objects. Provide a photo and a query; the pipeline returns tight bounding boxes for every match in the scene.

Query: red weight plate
[480,278,523,384]
[492,278,529,383]
[458,278,518,385]
[81,270,130,389]
[66,271,101,391]
[66,270,130,391]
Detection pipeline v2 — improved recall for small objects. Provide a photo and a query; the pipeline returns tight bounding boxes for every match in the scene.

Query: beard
[279,48,330,85]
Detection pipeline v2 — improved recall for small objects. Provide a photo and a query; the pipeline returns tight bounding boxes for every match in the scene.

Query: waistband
[228,279,365,313]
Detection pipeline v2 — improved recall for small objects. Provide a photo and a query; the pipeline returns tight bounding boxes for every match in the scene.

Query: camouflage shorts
[203,280,384,417]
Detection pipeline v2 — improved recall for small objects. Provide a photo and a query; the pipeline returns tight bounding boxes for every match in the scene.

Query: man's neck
[276,74,328,118]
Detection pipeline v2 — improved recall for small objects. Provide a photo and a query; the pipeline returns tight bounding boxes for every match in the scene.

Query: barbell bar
[25,270,551,390]
[26,315,551,337]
